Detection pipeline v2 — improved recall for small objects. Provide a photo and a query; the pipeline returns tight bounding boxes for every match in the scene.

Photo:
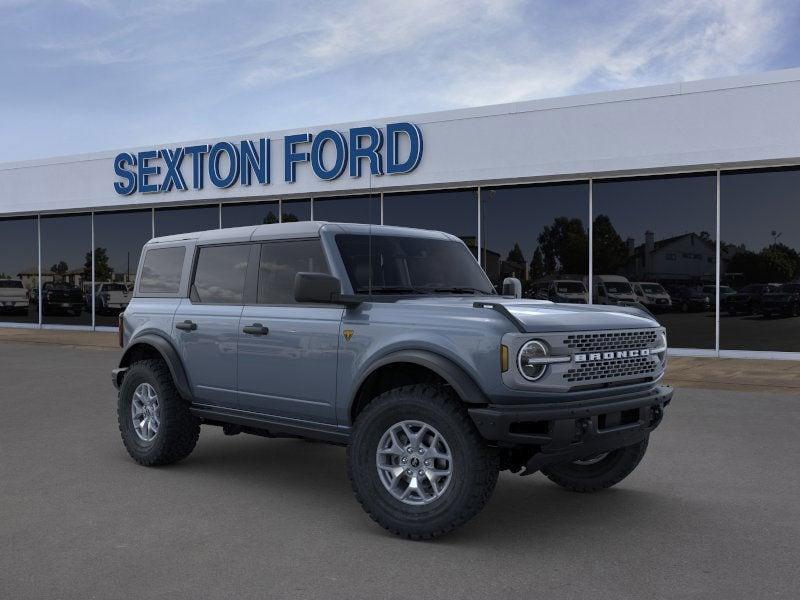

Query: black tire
[347,384,499,540]
[541,437,649,493]
[117,358,200,466]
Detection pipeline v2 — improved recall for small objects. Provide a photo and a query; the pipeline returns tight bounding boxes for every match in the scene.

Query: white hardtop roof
[146,221,458,246]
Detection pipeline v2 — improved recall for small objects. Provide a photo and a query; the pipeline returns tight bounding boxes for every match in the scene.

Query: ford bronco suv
[113,222,671,539]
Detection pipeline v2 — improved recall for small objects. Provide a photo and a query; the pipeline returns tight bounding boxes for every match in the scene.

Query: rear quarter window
[139,246,186,294]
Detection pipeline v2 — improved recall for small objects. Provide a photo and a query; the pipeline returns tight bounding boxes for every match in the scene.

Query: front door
[237,239,342,425]
[172,243,252,409]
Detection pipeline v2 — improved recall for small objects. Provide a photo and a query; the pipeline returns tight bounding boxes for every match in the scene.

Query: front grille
[562,329,658,353]
[563,355,657,383]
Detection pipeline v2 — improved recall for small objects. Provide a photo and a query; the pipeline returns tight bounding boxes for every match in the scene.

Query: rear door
[237,239,343,425]
[172,243,254,409]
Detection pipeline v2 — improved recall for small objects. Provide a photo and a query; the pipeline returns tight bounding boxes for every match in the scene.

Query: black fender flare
[118,332,193,400]
[351,349,489,416]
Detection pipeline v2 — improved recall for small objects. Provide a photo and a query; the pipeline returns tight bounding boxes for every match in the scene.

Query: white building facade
[2,69,800,358]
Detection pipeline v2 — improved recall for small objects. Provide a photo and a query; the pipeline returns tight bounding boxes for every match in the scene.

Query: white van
[591,275,638,305]
[632,282,672,312]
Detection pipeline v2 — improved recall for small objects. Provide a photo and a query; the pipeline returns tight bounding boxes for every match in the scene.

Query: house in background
[624,231,731,285]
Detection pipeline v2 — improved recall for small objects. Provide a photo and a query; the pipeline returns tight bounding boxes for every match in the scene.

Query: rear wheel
[541,437,649,493]
[347,384,499,539]
[118,358,200,466]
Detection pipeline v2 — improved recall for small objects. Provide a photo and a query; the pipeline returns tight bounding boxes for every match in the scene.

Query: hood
[396,295,658,332]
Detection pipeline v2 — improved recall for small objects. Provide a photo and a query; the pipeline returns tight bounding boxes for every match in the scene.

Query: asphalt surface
[1,342,798,600]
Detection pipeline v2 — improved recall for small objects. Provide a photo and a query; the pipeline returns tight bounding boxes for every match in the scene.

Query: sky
[1,0,799,163]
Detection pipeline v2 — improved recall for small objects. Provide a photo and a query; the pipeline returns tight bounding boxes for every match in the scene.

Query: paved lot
[1,342,798,600]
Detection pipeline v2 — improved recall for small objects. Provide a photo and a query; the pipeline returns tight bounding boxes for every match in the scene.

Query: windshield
[640,283,665,294]
[0,280,23,288]
[335,234,495,295]
[555,282,585,294]
[605,282,633,294]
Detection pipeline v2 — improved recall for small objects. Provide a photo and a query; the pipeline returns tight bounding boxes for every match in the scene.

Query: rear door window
[191,244,251,304]
[257,240,329,304]
[139,246,186,294]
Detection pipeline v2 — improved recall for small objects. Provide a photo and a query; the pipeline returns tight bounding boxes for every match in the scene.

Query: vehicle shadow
[172,433,678,545]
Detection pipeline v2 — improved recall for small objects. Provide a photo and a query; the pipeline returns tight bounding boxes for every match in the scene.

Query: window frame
[253,237,333,307]
[135,244,188,298]
[188,242,259,306]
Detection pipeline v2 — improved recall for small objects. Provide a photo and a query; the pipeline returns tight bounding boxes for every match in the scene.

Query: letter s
[113,152,137,195]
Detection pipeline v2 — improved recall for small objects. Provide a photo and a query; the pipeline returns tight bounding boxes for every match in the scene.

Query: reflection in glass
[0,217,39,323]
[281,199,311,223]
[155,204,219,237]
[222,201,280,228]
[193,244,250,304]
[383,190,478,257]
[313,195,380,224]
[139,247,186,294]
[592,174,717,349]
[721,168,800,351]
[93,209,151,326]
[258,240,328,304]
[39,213,92,325]
[480,183,589,298]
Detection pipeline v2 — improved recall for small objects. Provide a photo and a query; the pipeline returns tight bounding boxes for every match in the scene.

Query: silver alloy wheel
[572,452,609,466]
[131,382,160,442]
[376,420,454,506]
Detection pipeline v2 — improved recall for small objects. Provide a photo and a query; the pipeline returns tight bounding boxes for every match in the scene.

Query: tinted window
[721,168,800,352]
[222,201,280,227]
[258,240,328,304]
[192,244,250,304]
[139,247,186,294]
[93,209,152,326]
[480,183,589,297]
[40,213,92,325]
[155,205,219,236]
[335,234,494,295]
[0,217,38,324]
[281,199,311,223]
[313,195,380,224]
[593,174,717,349]
[383,190,478,256]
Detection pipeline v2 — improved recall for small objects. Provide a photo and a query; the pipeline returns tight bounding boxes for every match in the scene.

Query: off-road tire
[347,384,499,540]
[118,358,200,466]
[541,437,649,493]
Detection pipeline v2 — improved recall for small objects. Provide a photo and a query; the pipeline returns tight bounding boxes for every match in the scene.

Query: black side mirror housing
[294,272,362,306]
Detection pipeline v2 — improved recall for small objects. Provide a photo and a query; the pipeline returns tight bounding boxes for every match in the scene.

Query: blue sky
[1,0,799,162]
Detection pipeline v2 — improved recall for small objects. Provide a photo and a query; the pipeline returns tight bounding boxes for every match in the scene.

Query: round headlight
[517,340,549,381]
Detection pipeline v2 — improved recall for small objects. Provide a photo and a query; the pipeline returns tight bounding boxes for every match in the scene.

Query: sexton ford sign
[112,122,423,195]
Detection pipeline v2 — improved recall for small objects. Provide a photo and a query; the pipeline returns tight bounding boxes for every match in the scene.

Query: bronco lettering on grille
[574,348,651,362]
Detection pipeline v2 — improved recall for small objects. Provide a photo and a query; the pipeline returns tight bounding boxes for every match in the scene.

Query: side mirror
[502,277,522,299]
[294,272,342,303]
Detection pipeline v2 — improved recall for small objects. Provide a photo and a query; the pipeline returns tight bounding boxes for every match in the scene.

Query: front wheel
[541,437,649,493]
[347,384,499,540]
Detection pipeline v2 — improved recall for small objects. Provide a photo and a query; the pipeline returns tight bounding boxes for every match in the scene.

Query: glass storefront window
[592,173,717,349]
[312,195,380,225]
[155,204,219,237]
[93,209,152,327]
[222,201,280,228]
[383,189,478,256]
[39,213,92,326]
[480,182,589,297]
[281,199,311,222]
[720,168,800,352]
[0,216,39,323]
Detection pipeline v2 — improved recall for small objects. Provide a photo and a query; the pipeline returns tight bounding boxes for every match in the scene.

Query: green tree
[50,261,68,276]
[536,217,589,275]
[506,243,525,265]
[84,247,113,283]
[281,212,299,223]
[264,211,279,224]
[591,215,628,274]
[528,246,546,281]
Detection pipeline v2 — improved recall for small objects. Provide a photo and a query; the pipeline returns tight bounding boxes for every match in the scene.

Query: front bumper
[469,385,672,472]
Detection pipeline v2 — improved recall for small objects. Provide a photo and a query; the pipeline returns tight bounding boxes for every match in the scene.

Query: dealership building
[1,68,800,359]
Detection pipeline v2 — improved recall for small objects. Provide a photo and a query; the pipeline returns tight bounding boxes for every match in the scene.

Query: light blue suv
[113,221,672,539]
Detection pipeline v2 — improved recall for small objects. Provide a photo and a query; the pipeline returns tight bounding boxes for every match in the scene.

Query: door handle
[175,320,197,332]
[242,323,269,335]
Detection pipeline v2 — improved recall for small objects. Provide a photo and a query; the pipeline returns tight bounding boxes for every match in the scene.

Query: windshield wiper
[354,285,426,295]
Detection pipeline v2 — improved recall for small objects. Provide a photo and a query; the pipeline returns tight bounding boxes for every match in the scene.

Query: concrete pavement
[0,340,798,599]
